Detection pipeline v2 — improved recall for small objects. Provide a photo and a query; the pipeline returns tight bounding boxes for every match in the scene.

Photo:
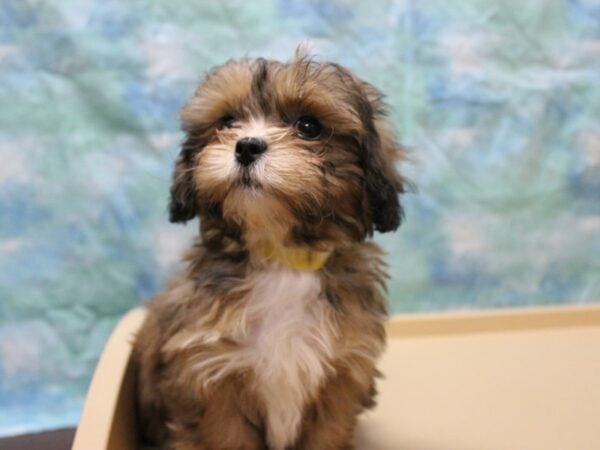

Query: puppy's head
[170,52,406,248]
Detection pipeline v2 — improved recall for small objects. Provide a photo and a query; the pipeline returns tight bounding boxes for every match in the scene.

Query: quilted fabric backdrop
[0,0,598,435]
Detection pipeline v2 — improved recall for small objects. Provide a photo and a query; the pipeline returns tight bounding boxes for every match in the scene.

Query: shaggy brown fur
[134,50,407,450]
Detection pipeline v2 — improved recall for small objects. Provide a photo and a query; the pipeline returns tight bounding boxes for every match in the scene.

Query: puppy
[134,50,407,450]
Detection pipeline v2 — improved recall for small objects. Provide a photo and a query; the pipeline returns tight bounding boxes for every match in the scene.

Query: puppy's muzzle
[235,137,267,167]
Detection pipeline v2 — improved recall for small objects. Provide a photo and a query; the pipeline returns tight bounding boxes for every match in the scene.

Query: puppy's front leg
[294,368,376,450]
[168,377,265,450]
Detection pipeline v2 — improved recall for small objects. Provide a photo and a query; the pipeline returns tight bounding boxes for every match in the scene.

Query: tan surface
[357,315,600,449]
[72,308,146,450]
[73,305,600,450]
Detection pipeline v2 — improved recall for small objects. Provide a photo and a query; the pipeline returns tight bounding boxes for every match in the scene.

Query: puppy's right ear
[168,141,198,223]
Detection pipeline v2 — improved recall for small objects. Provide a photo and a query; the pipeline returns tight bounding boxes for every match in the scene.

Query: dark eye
[219,115,237,128]
[294,116,322,140]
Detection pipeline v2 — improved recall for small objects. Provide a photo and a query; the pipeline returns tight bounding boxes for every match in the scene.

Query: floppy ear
[168,139,199,223]
[363,121,406,233]
[359,84,407,233]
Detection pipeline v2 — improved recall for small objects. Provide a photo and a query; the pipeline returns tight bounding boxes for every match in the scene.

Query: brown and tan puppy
[134,50,407,450]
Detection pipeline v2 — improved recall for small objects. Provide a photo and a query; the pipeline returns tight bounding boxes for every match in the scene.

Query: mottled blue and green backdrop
[0,0,598,436]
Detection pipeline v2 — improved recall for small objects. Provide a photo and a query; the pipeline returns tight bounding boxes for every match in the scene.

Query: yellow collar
[255,239,332,271]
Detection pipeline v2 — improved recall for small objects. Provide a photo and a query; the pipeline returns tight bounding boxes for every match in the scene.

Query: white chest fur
[241,265,337,450]
[171,265,338,450]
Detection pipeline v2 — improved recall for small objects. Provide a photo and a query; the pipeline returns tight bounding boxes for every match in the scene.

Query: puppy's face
[170,55,405,247]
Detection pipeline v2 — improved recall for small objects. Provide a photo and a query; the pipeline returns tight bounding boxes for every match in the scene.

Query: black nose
[235,137,267,167]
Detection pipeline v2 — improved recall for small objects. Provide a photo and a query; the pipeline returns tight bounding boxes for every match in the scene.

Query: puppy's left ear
[168,141,198,223]
[360,85,407,233]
